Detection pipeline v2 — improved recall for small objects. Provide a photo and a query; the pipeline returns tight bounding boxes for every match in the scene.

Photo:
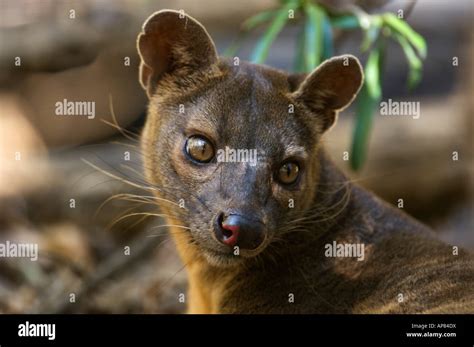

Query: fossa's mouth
[203,248,244,267]
[200,238,269,268]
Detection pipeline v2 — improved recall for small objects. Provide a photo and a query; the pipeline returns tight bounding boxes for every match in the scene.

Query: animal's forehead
[191,63,296,122]
[224,61,291,98]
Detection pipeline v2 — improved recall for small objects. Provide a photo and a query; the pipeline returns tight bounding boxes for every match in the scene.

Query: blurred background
[0,0,472,313]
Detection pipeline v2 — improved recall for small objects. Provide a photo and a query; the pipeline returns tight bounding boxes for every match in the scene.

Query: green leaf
[322,12,334,60]
[294,25,307,72]
[383,13,427,59]
[360,19,381,52]
[223,10,277,57]
[250,6,292,64]
[350,47,383,170]
[394,33,423,90]
[242,10,277,31]
[304,3,324,70]
[330,15,360,29]
[364,46,382,99]
[350,85,378,170]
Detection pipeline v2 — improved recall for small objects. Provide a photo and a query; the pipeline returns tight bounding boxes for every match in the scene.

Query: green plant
[225,0,427,170]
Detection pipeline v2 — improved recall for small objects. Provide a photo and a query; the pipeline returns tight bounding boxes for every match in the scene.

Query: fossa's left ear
[292,55,364,132]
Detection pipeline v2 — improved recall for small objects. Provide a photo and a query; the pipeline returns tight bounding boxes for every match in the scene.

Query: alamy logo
[0,241,38,261]
[18,321,55,340]
[55,98,96,119]
[325,241,365,261]
[216,146,259,166]
[380,98,420,119]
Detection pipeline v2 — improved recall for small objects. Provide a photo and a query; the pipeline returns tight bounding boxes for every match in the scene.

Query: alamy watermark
[55,98,95,119]
[0,241,38,261]
[325,241,365,261]
[216,146,259,166]
[18,321,55,341]
[380,98,420,119]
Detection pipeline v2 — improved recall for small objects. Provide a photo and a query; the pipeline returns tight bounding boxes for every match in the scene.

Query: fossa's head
[137,10,363,266]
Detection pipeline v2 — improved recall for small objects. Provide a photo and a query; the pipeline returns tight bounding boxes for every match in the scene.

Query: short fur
[137,10,474,313]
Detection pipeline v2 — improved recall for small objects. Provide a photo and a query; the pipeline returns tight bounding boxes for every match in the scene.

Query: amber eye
[277,162,300,185]
[185,135,215,163]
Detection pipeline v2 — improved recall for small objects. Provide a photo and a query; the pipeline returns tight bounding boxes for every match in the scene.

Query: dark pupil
[285,164,292,177]
[199,141,206,154]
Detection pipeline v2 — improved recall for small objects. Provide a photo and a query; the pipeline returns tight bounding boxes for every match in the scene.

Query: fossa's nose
[215,212,265,250]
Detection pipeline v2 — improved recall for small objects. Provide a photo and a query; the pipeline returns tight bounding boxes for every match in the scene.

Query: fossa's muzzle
[214,212,266,250]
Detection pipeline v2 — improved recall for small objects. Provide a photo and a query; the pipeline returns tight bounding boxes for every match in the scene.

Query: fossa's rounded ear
[137,10,218,97]
[293,55,363,132]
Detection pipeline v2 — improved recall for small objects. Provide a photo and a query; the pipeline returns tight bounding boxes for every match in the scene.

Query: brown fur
[137,10,474,313]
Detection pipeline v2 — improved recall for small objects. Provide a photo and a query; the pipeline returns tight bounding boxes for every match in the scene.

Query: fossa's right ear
[137,10,218,97]
[292,55,363,132]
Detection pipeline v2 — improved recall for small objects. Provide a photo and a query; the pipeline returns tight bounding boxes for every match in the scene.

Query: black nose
[215,213,265,250]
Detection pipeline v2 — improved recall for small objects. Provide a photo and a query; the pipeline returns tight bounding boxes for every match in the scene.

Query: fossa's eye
[277,161,300,185]
[185,135,215,163]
